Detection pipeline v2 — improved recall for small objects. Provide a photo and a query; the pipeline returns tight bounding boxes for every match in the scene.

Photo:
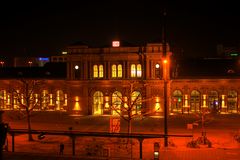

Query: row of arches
[171,89,238,114]
[0,89,68,111]
[92,91,142,115]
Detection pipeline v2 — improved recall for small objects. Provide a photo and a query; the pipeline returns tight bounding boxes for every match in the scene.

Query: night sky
[0,1,240,61]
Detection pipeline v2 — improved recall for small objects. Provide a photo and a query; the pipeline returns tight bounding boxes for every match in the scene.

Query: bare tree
[111,81,157,134]
[12,79,44,141]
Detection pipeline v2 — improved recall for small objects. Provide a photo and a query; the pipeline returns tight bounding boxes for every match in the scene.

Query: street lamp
[0,61,4,67]
[28,61,32,67]
[162,9,168,147]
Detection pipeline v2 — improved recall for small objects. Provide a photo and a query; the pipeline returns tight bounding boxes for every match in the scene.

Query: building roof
[174,58,240,78]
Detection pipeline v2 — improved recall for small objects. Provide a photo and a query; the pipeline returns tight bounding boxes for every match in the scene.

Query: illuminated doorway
[190,90,201,112]
[93,91,103,115]
[208,91,219,113]
[171,90,183,113]
[227,90,237,113]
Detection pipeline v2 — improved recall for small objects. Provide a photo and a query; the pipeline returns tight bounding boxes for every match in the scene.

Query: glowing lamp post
[0,61,4,67]
[28,61,32,67]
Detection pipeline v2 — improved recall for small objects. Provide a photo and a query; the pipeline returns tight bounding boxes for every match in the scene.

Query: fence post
[72,136,75,156]
[11,133,14,152]
[138,138,144,160]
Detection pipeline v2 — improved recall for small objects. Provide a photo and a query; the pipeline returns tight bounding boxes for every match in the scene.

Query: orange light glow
[163,59,168,64]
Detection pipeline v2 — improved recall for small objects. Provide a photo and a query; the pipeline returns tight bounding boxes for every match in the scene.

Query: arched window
[117,64,122,77]
[112,64,123,78]
[41,90,49,110]
[0,90,6,109]
[131,91,142,114]
[137,64,142,77]
[99,65,104,78]
[93,65,98,78]
[112,91,122,115]
[227,90,237,113]
[131,64,142,78]
[93,65,104,78]
[112,65,117,77]
[131,64,136,77]
[190,90,201,112]
[93,91,103,115]
[172,90,183,113]
[208,91,219,112]
[56,90,64,110]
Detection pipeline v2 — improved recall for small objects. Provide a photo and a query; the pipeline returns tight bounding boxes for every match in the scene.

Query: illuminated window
[99,65,104,77]
[64,94,67,106]
[93,91,103,115]
[112,65,117,78]
[0,90,5,109]
[190,90,201,112]
[56,90,64,110]
[93,65,104,78]
[93,65,98,78]
[118,64,122,77]
[112,91,122,115]
[112,64,122,78]
[227,90,237,113]
[49,94,54,107]
[131,91,142,114]
[131,64,136,77]
[137,64,142,77]
[172,90,183,113]
[41,90,49,110]
[131,64,142,77]
[208,91,218,112]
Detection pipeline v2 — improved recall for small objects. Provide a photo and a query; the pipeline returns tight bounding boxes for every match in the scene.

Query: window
[112,64,122,78]
[93,91,104,115]
[172,90,183,113]
[131,64,136,77]
[112,91,122,115]
[131,64,142,78]
[93,65,104,78]
[118,64,122,77]
[131,91,142,114]
[112,65,117,77]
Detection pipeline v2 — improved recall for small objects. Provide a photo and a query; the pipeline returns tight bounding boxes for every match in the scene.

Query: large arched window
[41,90,49,110]
[0,90,6,109]
[112,91,122,115]
[131,91,142,114]
[93,91,103,115]
[227,90,237,113]
[56,90,64,110]
[172,90,183,113]
[208,91,219,112]
[190,90,201,112]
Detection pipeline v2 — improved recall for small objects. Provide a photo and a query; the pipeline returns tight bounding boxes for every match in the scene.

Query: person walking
[59,143,64,155]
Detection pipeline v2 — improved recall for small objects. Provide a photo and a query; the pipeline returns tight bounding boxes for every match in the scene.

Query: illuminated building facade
[0,42,239,115]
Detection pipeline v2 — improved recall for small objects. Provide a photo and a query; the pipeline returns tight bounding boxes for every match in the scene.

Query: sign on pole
[110,117,120,133]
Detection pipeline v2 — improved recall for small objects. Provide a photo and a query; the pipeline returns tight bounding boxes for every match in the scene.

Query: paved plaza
[2,111,240,159]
